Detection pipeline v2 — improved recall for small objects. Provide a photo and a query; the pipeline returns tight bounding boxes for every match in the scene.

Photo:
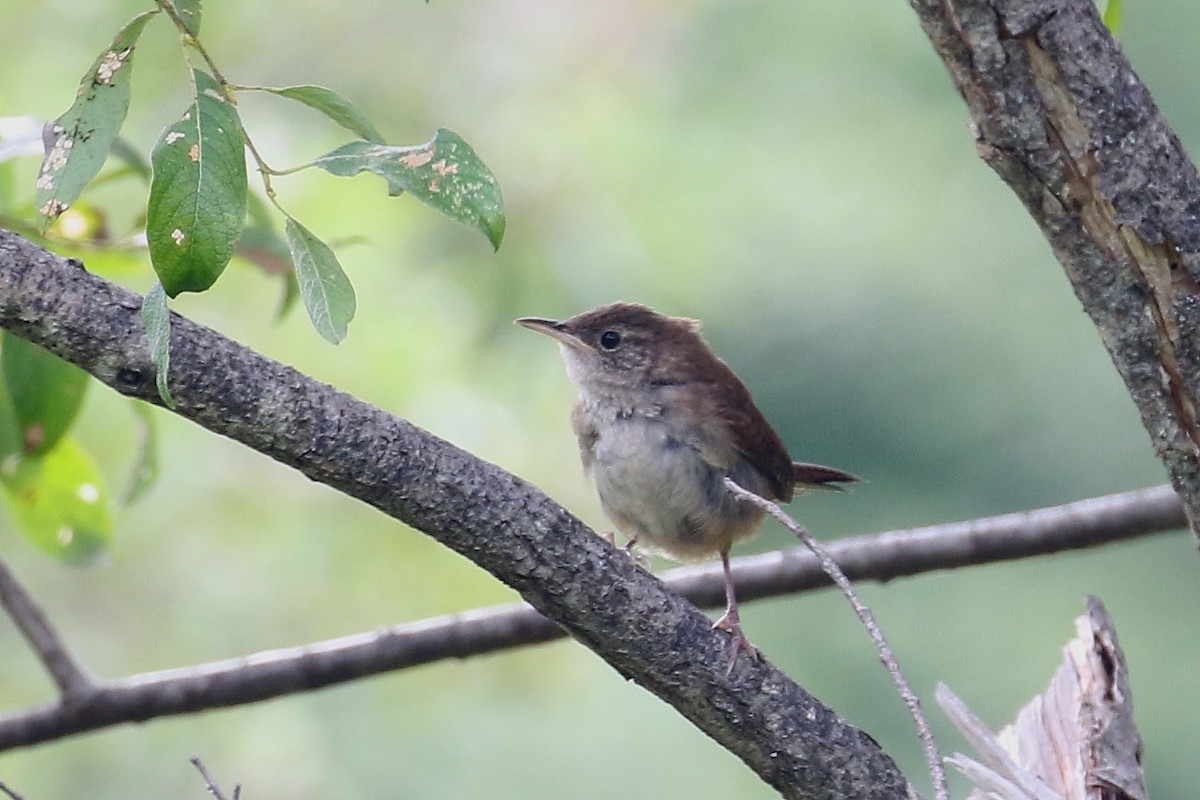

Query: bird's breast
[573,405,765,561]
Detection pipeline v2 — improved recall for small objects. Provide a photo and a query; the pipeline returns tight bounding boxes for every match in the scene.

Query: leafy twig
[154,1,282,198]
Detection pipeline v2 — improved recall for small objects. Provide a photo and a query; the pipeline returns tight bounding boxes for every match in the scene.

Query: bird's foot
[713,608,759,675]
[599,531,650,569]
[621,541,651,570]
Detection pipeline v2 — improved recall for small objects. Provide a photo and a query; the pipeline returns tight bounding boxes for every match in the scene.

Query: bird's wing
[664,365,795,502]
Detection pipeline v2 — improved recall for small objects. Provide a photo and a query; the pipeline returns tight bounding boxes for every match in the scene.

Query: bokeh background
[1,0,1197,797]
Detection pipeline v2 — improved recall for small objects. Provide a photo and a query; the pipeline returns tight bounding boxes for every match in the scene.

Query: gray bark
[0,228,910,799]
[909,0,1200,538]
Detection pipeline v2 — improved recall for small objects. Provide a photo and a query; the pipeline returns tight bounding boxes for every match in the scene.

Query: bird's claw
[622,542,651,570]
[599,531,650,569]
[713,608,759,675]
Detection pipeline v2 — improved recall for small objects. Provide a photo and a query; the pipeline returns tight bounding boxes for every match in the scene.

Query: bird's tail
[792,462,860,492]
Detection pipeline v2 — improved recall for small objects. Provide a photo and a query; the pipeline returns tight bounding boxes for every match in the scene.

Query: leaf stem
[155,1,282,196]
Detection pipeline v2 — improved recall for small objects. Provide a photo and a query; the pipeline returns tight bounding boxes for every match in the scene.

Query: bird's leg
[712,548,758,672]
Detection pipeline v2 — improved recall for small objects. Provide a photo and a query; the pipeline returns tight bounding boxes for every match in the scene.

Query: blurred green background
[1,0,1196,797]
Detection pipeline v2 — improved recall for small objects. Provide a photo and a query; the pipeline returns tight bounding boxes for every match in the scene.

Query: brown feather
[792,461,860,490]
[641,311,798,503]
[703,365,796,502]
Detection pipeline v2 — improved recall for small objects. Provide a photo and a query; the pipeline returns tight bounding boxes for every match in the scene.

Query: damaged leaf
[312,129,504,250]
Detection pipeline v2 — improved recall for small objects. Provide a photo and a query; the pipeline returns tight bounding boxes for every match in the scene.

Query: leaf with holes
[286,216,356,343]
[312,129,505,249]
[35,10,158,228]
[0,438,113,565]
[1,333,89,457]
[260,85,385,144]
[147,69,247,296]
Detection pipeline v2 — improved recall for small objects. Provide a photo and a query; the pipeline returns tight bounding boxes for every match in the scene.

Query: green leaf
[169,0,202,36]
[35,10,158,228]
[107,135,152,182]
[260,85,385,144]
[0,438,113,565]
[140,282,175,408]
[123,400,159,505]
[277,266,301,321]
[238,220,292,274]
[0,378,21,462]
[1,333,89,457]
[237,193,297,318]
[238,222,297,320]
[45,238,147,279]
[246,189,274,229]
[147,68,248,296]
[285,216,357,344]
[239,193,291,276]
[1102,0,1122,33]
[312,129,505,250]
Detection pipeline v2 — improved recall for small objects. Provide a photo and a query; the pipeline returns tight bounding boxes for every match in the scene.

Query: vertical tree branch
[908,0,1200,539]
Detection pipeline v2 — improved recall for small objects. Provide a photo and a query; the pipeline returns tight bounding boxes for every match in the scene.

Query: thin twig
[0,781,25,800]
[0,557,95,699]
[724,477,950,800]
[191,757,241,800]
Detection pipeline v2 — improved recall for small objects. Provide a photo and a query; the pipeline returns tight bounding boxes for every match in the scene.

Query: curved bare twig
[0,557,95,698]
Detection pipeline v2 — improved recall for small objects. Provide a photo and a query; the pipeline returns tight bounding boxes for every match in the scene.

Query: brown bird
[517,302,857,668]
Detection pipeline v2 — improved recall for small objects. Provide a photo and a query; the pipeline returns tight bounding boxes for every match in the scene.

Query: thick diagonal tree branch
[908,0,1200,538]
[0,228,910,799]
[0,484,1180,752]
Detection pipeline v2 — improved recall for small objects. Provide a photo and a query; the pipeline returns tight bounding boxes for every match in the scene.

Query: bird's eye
[599,330,622,350]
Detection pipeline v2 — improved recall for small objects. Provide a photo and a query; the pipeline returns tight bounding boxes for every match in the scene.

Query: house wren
[516,302,857,666]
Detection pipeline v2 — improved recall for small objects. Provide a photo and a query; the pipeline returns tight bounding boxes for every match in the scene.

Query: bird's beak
[514,317,594,353]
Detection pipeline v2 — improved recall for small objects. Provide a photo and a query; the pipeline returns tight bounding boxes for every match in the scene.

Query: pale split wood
[939,597,1148,800]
